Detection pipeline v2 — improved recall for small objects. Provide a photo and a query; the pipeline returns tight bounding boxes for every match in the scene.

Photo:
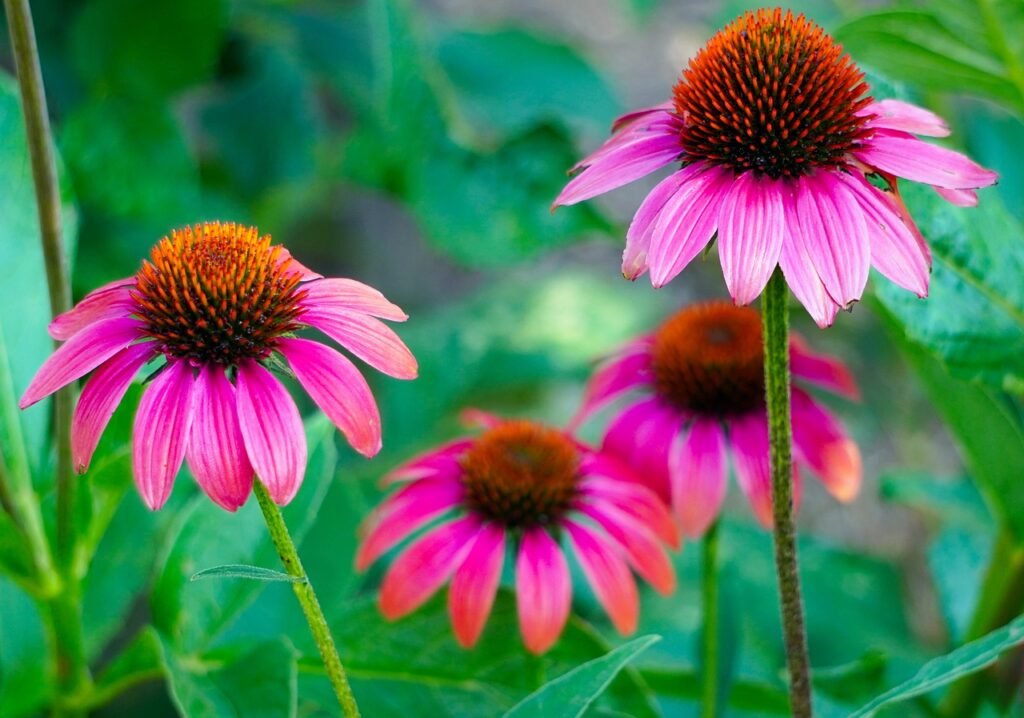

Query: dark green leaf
[190,564,304,584]
[0,578,51,717]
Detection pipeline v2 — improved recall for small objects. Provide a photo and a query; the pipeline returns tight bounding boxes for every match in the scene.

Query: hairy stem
[762,269,812,718]
[700,520,721,718]
[254,481,361,718]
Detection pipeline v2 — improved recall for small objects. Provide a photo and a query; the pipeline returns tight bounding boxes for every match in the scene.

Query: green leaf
[503,636,659,718]
[0,579,50,717]
[928,527,993,643]
[850,613,1024,717]
[880,472,991,529]
[190,564,305,584]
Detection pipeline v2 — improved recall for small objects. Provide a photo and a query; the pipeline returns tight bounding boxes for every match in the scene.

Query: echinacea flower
[20,222,417,510]
[573,302,860,537]
[554,8,998,327]
[356,414,679,654]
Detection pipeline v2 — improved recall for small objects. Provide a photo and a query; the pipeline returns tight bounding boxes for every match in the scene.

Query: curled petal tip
[823,439,862,503]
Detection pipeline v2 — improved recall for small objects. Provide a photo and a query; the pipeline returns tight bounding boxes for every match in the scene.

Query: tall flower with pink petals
[573,302,861,537]
[20,222,417,511]
[357,414,679,654]
[554,8,998,327]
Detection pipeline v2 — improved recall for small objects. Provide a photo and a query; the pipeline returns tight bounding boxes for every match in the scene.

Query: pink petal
[934,186,978,207]
[459,409,504,430]
[278,338,382,458]
[792,388,861,502]
[379,516,480,620]
[277,247,322,281]
[132,360,197,510]
[185,365,254,512]
[449,523,506,648]
[717,173,786,305]
[301,307,418,380]
[235,361,307,506]
[855,133,998,190]
[299,278,408,321]
[570,339,654,429]
[385,439,473,485]
[579,457,680,548]
[623,170,692,280]
[515,527,572,654]
[20,318,146,409]
[778,188,840,328]
[564,520,639,636]
[600,398,685,502]
[649,164,730,287]
[670,418,728,539]
[789,335,859,399]
[575,111,681,171]
[860,99,950,137]
[728,414,800,528]
[49,279,137,341]
[356,476,465,571]
[577,501,675,594]
[611,102,675,132]
[72,342,155,473]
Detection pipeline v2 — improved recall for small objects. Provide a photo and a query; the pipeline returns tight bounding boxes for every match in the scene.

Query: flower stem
[253,481,361,718]
[761,269,813,718]
[700,519,721,718]
[3,0,75,568]
[45,587,91,717]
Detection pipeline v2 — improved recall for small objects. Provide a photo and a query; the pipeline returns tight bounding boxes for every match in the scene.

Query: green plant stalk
[761,270,813,718]
[44,586,91,717]
[700,520,721,718]
[254,481,361,718]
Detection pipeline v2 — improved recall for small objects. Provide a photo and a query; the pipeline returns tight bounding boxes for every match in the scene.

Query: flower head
[554,8,998,327]
[20,222,417,511]
[573,301,861,536]
[356,413,678,654]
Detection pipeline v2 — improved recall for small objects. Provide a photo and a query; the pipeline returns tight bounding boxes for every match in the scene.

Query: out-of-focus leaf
[69,0,226,97]
[503,635,660,718]
[880,472,991,529]
[637,667,790,714]
[929,527,993,643]
[850,613,1024,717]
[190,564,304,584]
[961,101,1024,221]
[0,579,50,717]
[812,651,888,705]
[91,627,164,705]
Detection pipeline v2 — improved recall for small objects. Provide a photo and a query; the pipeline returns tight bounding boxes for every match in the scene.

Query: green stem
[45,587,91,718]
[3,0,75,568]
[700,520,721,718]
[761,270,812,718]
[253,481,361,718]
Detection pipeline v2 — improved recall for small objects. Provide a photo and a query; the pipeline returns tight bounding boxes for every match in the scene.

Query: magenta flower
[356,413,679,654]
[573,302,861,537]
[20,222,417,511]
[554,8,998,327]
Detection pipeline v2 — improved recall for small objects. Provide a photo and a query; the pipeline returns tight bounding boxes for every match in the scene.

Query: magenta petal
[577,501,675,594]
[792,388,862,502]
[278,338,382,457]
[449,523,506,648]
[779,187,840,328]
[860,99,950,137]
[789,336,859,399]
[49,279,137,341]
[72,342,154,473]
[855,133,998,189]
[235,361,307,505]
[934,186,978,207]
[717,173,786,305]
[623,170,692,280]
[611,102,675,132]
[579,459,680,548]
[565,520,638,636]
[132,360,197,510]
[185,365,254,512]
[601,398,685,502]
[379,515,480,620]
[302,307,418,380]
[571,339,654,428]
[385,439,473,485]
[516,527,571,654]
[277,247,323,281]
[727,414,773,527]
[299,278,408,321]
[670,418,728,539]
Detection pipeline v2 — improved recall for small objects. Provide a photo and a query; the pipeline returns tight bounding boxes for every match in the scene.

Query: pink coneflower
[20,222,417,510]
[554,8,998,327]
[356,414,679,654]
[573,302,861,537]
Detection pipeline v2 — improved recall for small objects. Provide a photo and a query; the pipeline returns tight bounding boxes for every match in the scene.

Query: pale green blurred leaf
[0,578,50,717]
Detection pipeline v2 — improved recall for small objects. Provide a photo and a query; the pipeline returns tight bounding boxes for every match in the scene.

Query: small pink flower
[573,302,861,537]
[554,8,998,327]
[20,222,417,511]
[357,414,679,654]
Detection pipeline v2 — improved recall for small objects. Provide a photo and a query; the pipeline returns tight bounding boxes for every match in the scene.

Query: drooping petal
[449,523,506,648]
[572,111,681,172]
[577,500,675,594]
[71,342,155,473]
[132,360,197,510]
[570,339,654,428]
[934,186,978,207]
[515,527,572,654]
[301,307,418,380]
[601,398,686,502]
[579,457,680,548]
[855,133,998,190]
[778,186,840,328]
[277,247,323,281]
[611,102,675,132]
[792,388,861,502]
[860,99,950,137]
[670,418,728,539]
[49,279,137,341]
[356,476,465,570]
[20,318,145,409]
[379,516,481,620]
[278,338,382,457]
[623,170,692,280]
[728,414,774,527]
[717,172,786,305]
[185,365,254,512]
[298,278,408,321]
[564,520,639,636]
[384,439,473,485]
[789,335,859,399]
[235,361,307,505]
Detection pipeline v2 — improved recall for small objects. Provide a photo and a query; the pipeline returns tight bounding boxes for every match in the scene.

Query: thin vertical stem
[254,481,361,718]
[700,520,721,718]
[3,0,75,567]
[761,269,813,718]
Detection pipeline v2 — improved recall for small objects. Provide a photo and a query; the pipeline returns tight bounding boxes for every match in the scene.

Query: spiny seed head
[133,222,305,366]
[461,421,581,529]
[652,302,765,415]
[673,8,872,179]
